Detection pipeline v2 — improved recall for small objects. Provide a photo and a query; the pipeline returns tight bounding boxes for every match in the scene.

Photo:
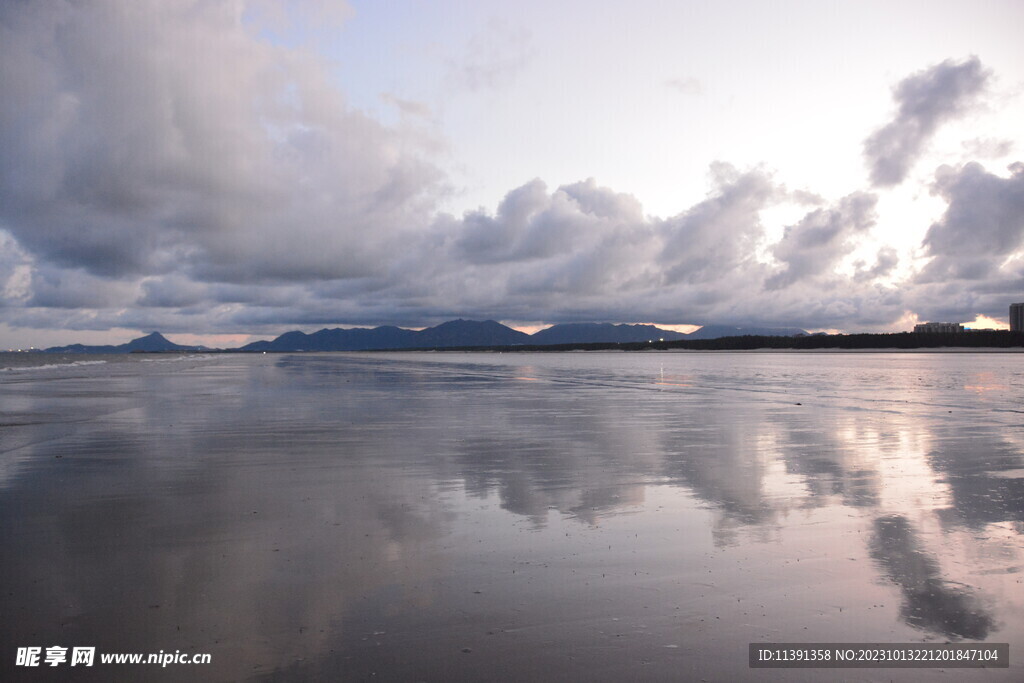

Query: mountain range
[42,321,808,353]
[44,332,209,354]
[240,320,809,351]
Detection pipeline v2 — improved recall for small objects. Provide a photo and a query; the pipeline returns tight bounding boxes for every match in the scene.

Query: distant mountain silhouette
[240,319,530,352]
[414,319,531,347]
[531,323,687,344]
[684,324,808,340]
[42,321,812,354]
[241,325,419,352]
[240,320,810,351]
[45,332,207,354]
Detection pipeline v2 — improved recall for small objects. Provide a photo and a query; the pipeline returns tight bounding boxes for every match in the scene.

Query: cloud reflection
[869,515,994,640]
[925,428,1024,529]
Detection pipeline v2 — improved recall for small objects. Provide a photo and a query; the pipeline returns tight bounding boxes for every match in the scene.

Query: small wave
[139,354,218,363]
[0,359,108,373]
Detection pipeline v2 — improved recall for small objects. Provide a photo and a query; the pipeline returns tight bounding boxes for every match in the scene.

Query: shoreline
[652,346,1024,353]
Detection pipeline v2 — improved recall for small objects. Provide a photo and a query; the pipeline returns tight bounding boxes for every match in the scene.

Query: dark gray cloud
[26,265,139,310]
[864,57,989,187]
[137,276,209,309]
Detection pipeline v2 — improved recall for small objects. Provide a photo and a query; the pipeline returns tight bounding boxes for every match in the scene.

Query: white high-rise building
[1011,303,1024,332]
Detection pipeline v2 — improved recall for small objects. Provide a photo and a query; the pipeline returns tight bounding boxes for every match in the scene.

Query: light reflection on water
[1,351,1022,681]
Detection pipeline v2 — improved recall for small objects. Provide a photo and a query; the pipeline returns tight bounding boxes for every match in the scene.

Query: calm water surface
[1,351,1022,681]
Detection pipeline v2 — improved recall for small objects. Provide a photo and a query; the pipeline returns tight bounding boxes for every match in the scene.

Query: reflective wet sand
[1,351,1022,681]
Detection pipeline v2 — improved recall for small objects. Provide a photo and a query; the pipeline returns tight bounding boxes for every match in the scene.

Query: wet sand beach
[1,351,1022,681]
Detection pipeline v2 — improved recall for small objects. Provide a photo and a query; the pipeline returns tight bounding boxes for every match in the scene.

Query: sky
[1,0,1022,348]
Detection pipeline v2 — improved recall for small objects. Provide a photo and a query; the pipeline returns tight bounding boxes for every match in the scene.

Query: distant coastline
[32,322,1024,355]
[361,330,1024,353]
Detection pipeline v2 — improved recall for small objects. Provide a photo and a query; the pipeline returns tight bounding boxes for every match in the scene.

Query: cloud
[0,0,443,284]
[659,163,777,285]
[864,57,990,187]
[0,9,1016,346]
[765,192,878,290]
[854,247,899,283]
[137,276,210,309]
[961,137,1014,160]
[901,161,1024,324]
[26,265,140,310]
[441,166,780,312]
[0,230,33,304]
[375,165,903,331]
[919,162,1024,281]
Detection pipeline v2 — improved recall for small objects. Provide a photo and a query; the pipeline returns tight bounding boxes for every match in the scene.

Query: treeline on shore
[399,330,1024,353]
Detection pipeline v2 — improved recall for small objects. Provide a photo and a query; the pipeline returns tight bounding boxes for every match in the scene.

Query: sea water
[1,351,1022,681]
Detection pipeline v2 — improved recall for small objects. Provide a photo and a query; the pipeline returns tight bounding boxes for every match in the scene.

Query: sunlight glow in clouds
[0,0,1022,347]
